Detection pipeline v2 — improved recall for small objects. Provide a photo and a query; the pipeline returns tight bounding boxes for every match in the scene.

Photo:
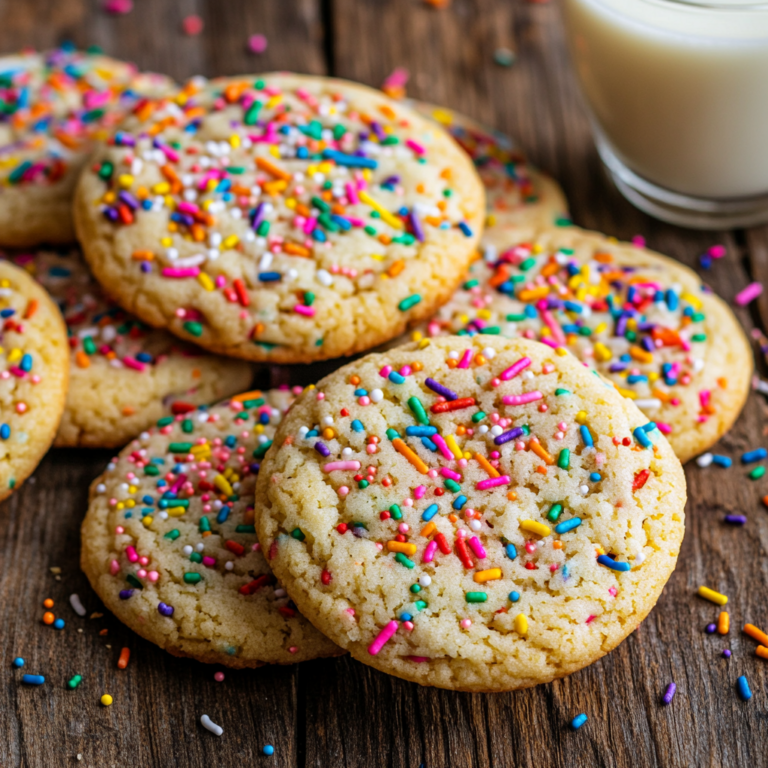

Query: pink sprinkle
[467,536,487,559]
[458,349,473,369]
[655,422,672,435]
[323,461,361,472]
[202,556,216,567]
[294,304,316,317]
[414,485,426,500]
[408,656,430,662]
[539,336,560,349]
[162,267,199,278]
[709,244,726,258]
[110,559,120,576]
[502,391,543,406]
[214,672,225,682]
[345,182,360,205]
[406,139,425,155]
[440,468,462,481]
[248,33,268,54]
[182,14,203,35]
[499,357,531,381]
[586,614,596,624]
[735,282,763,306]
[9,366,26,378]
[631,235,646,247]
[123,356,147,373]
[103,0,132,14]
[476,475,510,490]
[379,365,393,378]
[423,540,438,563]
[368,620,399,655]
[540,309,566,346]
[431,434,454,461]
[126,546,138,563]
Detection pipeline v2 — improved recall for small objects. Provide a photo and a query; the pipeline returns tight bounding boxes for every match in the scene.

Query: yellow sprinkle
[152,181,170,194]
[101,694,113,706]
[474,453,500,478]
[575,411,587,425]
[214,474,234,496]
[514,614,528,635]
[681,291,702,310]
[197,272,214,291]
[392,438,429,474]
[358,190,403,230]
[141,516,153,528]
[616,387,638,399]
[222,234,239,249]
[160,237,173,247]
[7,348,21,364]
[445,435,463,460]
[387,541,417,556]
[418,339,430,349]
[698,586,728,606]
[117,174,134,188]
[593,342,612,362]
[167,507,187,518]
[474,568,502,584]
[555,347,568,357]
[229,133,241,149]
[594,322,608,335]
[520,520,551,537]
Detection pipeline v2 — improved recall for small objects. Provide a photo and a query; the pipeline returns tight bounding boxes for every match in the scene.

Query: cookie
[74,73,485,364]
[4,247,254,448]
[0,46,172,248]
[411,102,568,235]
[255,336,687,692]
[0,260,69,500]
[81,390,341,668]
[402,226,751,463]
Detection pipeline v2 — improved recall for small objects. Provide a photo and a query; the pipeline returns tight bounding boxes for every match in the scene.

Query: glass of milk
[562,0,768,228]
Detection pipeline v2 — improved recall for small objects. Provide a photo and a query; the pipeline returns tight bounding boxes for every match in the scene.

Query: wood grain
[0,0,766,766]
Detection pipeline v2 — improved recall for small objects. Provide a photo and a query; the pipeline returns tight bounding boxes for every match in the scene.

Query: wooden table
[1,1,766,766]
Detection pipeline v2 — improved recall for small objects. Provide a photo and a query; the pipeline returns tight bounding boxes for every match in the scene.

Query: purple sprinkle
[314,441,331,457]
[706,623,717,634]
[158,602,174,617]
[140,261,152,273]
[118,190,139,210]
[409,209,425,242]
[723,649,732,658]
[103,207,119,223]
[495,427,524,446]
[724,514,747,525]
[424,378,458,401]
[119,589,134,600]
[251,202,266,230]
[250,462,261,473]
[662,682,676,705]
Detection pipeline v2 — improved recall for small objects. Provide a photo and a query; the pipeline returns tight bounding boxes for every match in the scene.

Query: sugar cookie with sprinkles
[81,390,342,668]
[411,102,568,236]
[4,248,254,448]
[0,260,68,501]
[0,46,172,248]
[407,226,751,463]
[74,73,485,363]
[255,336,686,692]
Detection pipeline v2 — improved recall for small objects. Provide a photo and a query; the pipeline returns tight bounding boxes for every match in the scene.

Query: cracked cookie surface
[81,390,341,668]
[255,336,686,691]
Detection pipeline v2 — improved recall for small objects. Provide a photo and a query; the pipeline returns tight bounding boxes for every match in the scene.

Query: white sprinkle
[523,370,534,380]
[95,483,106,494]
[200,714,223,736]
[696,452,714,468]
[754,377,768,396]
[419,575,432,587]
[69,594,86,617]
[490,425,503,437]
[482,347,496,360]
[579,485,589,495]
[448,351,460,360]
[633,398,661,410]
[370,389,384,403]
[478,425,489,435]
[182,545,193,556]
[469,520,482,531]
[342,447,353,458]
[225,561,234,571]
[322,416,334,426]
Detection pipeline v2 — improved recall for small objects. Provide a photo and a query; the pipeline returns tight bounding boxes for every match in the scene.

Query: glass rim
[643,0,768,10]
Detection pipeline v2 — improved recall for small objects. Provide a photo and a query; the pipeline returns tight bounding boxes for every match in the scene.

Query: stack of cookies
[0,48,753,691]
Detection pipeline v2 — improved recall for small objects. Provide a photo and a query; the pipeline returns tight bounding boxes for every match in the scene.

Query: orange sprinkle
[553,541,563,550]
[75,351,90,369]
[387,259,405,278]
[122,406,136,416]
[42,612,55,625]
[421,522,436,537]
[132,250,154,261]
[536,466,548,475]
[43,598,54,609]
[529,438,554,465]
[744,623,768,646]
[23,299,38,319]
[718,611,730,635]
[232,390,264,402]
[392,438,429,474]
[117,647,131,669]
[256,156,291,181]
[349,375,361,386]
[283,242,311,257]
[474,452,500,479]
[507,491,517,501]
[757,646,768,660]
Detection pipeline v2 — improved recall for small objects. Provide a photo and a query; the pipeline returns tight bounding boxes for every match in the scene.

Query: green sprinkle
[547,504,564,522]
[364,225,377,236]
[506,313,527,322]
[333,124,346,140]
[749,466,765,480]
[235,525,255,533]
[182,419,194,433]
[408,396,430,426]
[183,573,202,584]
[386,428,400,441]
[67,675,83,690]
[472,411,486,423]
[242,398,265,408]
[311,195,331,213]
[304,291,315,306]
[98,161,114,179]
[183,321,203,338]
[465,592,488,603]
[82,337,96,355]
[691,333,707,342]
[410,584,421,593]
[164,529,180,540]
[555,388,571,396]
[144,465,160,476]
[358,479,369,489]
[389,504,403,520]
[479,326,500,335]
[189,552,202,563]
[396,553,415,569]
[126,574,143,589]
[169,442,193,453]
[519,257,536,272]
[464,279,479,289]
[291,528,306,541]
[398,295,422,312]
[199,516,211,533]
[257,220,270,237]
[444,479,461,493]
[253,440,273,458]
[555,217,572,227]
[558,449,570,470]
[243,100,263,125]
[157,416,174,427]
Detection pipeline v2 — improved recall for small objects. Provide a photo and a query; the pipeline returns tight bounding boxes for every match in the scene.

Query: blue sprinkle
[353,388,368,397]
[21,674,45,685]
[458,221,473,237]
[589,473,601,482]
[633,426,653,449]
[351,420,364,432]
[388,371,406,384]
[217,507,230,524]
[0,424,10,440]
[643,422,657,433]
[12,657,24,668]
[53,618,65,630]
[422,504,439,522]
[400,612,413,622]
[453,495,467,510]
[737,675,752,701]
[19,354,32,372]
[509,591,520,602]
[712,455,732,467]
[741,448,767,464]
[597,555,631,572]
[405,426,437,437]
[505,544,517,560]
[580,425,593,448]
[258,271,282,282]
[421,437,437,451]
[555,517,582,534]
[262,745,275,756]
[571,714,588,730]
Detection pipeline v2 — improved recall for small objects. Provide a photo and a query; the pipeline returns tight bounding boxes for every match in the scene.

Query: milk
[562,0,768,205]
